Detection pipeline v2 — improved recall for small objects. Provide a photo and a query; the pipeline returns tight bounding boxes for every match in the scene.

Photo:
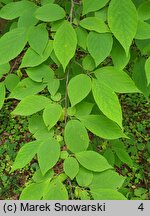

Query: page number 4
[138,203,144,211]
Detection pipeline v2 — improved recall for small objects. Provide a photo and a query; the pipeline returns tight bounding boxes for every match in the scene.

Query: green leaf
[0,28,27,65]
[145,57,150,85]
[33,169,54,183]
[94,66,140,93]
[20,40,53,68]
[43,179,68,200]
[103,149,115,166]
[28,24,49,55]
[0,0,35,20]
[75,151,112,172]
[48,79,60,96]
[75,27,88,50]
[35,3,65,22]
[82,0,110,15]
[138,1,150,21]
[89,170,125,190]
[113,148,133,167]
[12,95,50,116]
[0,82,5,109]
[68,74,91,106]
[53,21,77,71]
[75,102,94,118]
[64,120,89,153]
[82,55,96,71]
[108,0,138,55]
[0,63,10,79]
[76,166,93,187]
[111,39,130,69]
[4,74,20,92]
[9,78,46,100]
[38,138,60,175]
[80,17,109,33]
[63,157,79,180]
[91,189,127,200]
[92,79,122,127]
[20,181,49,200]
[80,115,127,139]
[87,32,113,66]
[26,64,54,83]
[43,103,62,130]
[135,21,150,40]
[12,141,41,171]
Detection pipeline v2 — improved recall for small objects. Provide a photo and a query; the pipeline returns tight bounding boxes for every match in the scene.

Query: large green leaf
[0,63,10,79]
[38,138,60,175]
[68,74,91,106]
[20,40,53,68]
[11,140,41,172]
[80,115,127,139]
[82,0,110,15]
[87,32,113,66]
[63,157,79,180]
[75,102,94,118]
[0,0,35,20]
[9,78,46,100]
[53,21,77,71]
[89,170,125,190]
[80,17,109,33]
[0,28,27,65]
[43,179,68,200]
[82,55,96,71]
[138,1,150,21]
[75,151,112,172]
[64,120,89,153]
[28,24,49,55]
[12,95,50,116]
[75,27,88,50]
[0,82,5,109]
[94,66,140,93]
[76,166,93,187]
[20,181,49,200]
[35,3,65,22]
[145,57,150,85]
[4,74,20,92]
[43,103,62,130]
[108,0,138,55]
[92,79,122,127]
[91,189,127,200]
[135,21,150,40]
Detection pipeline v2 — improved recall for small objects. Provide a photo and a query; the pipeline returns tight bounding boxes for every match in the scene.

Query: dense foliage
[0,0,149,200]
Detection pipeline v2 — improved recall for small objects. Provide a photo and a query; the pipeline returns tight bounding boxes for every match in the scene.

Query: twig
[69,0,74,23]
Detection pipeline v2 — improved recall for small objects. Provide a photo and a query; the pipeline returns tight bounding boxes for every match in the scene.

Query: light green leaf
[41,0,55,5]
[43,103,62,130]
[20,40,53,68]
[26,64,54,83]
[89,170,125,190]
[92,79,122,127]
[48,79,60,96]
[95,7,107,21]
[138,1,150,21]
[75,27,88,50]
[80,17,109,33]
[135,21,150,39]
[82,55,96,71]
[33,169,54,183]
[0,28,27,65]
[35,3,65,22]
[108,0,138,55]
[12,140,41,171]
[82,0,110,15]
[80,115,127,140]
[0,82,5,109]
[0,0,35,20]
[12,95,50,116]
[54,21,77,71]
[91,189,127,200]
[28,24,49,55]
[76,166,93,187]
[94,66,140,93]
[145,57,150,85]
[64,120,89,153]
[20,181,49,200]
[68,74,91,106]
[87,32,113,66]
[75,102,94,118]
[75,151,112,172]
[0,63,10,79]
[111,39,130,69]
[43,179,68,200]
[4,74,20,92]
[38,138,60,175]
[63,157,79,180]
